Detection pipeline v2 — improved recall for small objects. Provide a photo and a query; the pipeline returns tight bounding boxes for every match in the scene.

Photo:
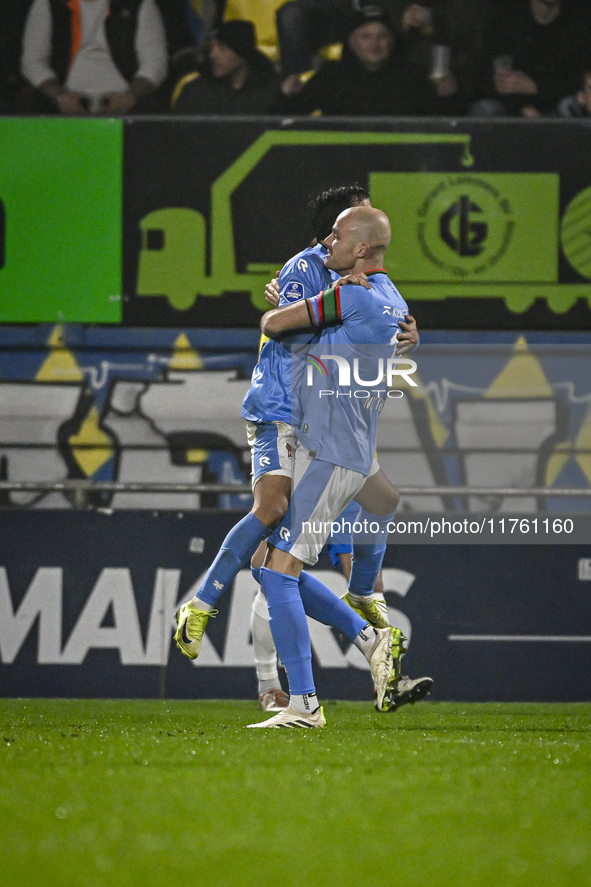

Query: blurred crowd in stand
[1,0,591,117]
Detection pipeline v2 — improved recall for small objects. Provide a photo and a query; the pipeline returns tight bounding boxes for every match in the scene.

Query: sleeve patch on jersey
[283,280,305,302]
[320,286,341,324]
[306,287,341,327]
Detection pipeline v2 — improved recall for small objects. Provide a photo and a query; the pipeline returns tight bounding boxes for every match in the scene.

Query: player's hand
[265,272,281,307]
[395,314,419,354]
[333,272,371,290]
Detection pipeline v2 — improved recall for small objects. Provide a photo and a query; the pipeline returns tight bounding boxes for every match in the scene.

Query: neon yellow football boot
[342,592,390,629]
[174,602,217,660]
[389,625,407,684]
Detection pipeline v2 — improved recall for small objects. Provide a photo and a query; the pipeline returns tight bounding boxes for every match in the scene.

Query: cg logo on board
[417,176,515,277]
[440,195,487,256]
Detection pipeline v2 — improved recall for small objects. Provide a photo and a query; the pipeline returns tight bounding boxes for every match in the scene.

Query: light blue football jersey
[241,243,334,424]
[294,271,410,474]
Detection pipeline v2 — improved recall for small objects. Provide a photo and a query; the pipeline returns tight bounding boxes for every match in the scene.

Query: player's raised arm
[260,299,312,337]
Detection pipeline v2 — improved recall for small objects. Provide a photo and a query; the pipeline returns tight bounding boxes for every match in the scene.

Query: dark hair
[211,20,274,74]
[345,5,394,40]
[308,185,370,242]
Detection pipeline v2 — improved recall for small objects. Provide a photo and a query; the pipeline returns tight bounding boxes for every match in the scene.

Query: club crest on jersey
[284,280,305,302]
[296,259,309,272]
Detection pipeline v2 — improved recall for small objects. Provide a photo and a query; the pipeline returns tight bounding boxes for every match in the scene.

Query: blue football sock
[260,567,315,696]
[349,544,387,596]
[299,570,366,642]
[349,509,395,596]
[196,513,271,607]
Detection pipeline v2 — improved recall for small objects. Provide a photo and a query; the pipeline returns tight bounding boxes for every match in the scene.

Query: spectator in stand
[557,69,591,118]
[0,1,35,113]
[383,1,486,109]
[154,0,198,57]
[469,0,591,117]
[194,0,226,36]
[155,0,200,76]
[172,20,281,113]
[19,0,168,115]
[274,5,452,116]
[276,0,353,78]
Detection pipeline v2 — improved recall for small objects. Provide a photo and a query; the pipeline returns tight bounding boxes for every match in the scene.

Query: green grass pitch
[1,699,590,887]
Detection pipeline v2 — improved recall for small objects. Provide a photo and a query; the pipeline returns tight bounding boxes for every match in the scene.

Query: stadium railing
[0,480,590,509]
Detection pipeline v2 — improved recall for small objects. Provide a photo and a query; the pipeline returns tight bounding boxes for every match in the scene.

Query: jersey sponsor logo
[283,280,305,302]
[383,306,407,318]
[296,259,309,272]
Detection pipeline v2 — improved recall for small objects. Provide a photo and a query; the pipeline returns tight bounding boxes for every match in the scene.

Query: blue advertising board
[1,510,589,702]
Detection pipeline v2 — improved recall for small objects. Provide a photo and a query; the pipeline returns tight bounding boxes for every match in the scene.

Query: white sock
[190,596,214,612]
[352,624,377,660]
[290,692,319,715]
[259,678,281,695]
[348,592,389,624]
[251,590,281,693]
[348,592,372,605]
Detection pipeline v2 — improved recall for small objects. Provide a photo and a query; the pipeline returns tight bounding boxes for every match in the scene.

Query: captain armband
[305,285,341,327]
